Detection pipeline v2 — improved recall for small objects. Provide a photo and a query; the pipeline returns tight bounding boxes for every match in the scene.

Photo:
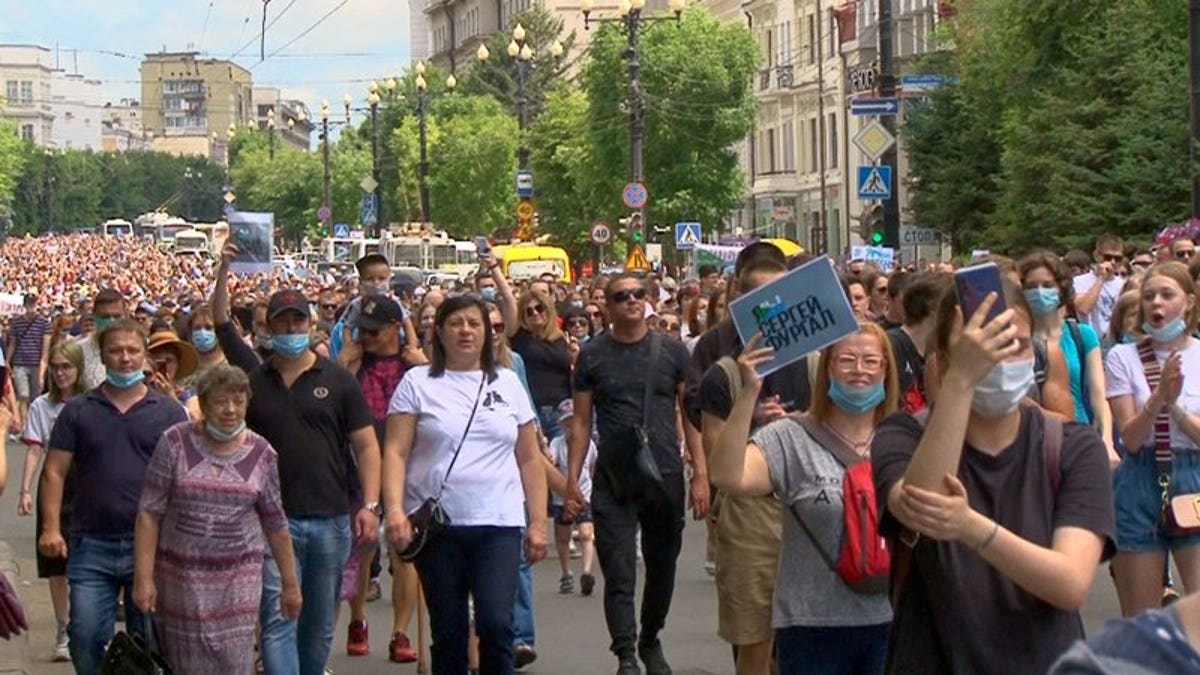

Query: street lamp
[581,0,685,250]
[477,28,566,172]
[266,108,276,160]
[412,61,455,225]
[321,100,332,231]
[367,80,384,238]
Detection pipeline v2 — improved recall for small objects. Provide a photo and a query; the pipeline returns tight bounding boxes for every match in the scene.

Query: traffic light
[629,212,644,245]
[871,230,884,245]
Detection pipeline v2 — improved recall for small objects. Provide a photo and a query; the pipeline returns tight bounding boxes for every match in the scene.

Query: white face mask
[971,359,1035,418]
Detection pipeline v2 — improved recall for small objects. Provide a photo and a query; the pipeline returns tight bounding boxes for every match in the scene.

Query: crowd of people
[0,230,1199,674]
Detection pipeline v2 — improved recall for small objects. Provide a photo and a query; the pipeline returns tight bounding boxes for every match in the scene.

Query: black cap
[267,288,310,320]
[355,253,390,276]
[358,294,403,331]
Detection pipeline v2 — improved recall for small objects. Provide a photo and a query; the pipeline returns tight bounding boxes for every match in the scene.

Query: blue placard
[675,221,701,250]
[333,223,350,238]
[728,257,858,376]
[850,97,899,116]
[361,193,377,226]
[857,165,892,200]
[900,74,944,89]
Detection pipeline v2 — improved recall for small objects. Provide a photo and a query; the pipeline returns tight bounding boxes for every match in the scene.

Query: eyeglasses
[492,322,505,333]
[567,318,589,328]
[1101,253,1125,263]
[320,303,338,310]
[1177,250,1195,260]
[610,288,647,303]
[525,304,546,317]
[833,354,886,373]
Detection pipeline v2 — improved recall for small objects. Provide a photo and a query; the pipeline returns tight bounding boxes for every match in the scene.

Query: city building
[252,87,314,152]
[0,44,104,150]
[140,51,253,165]
[411,0,432,62]
[101,98,152,152]
[723,0,947,258]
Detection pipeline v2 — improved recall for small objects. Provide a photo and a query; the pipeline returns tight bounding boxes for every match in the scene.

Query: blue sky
[2,0,414,114]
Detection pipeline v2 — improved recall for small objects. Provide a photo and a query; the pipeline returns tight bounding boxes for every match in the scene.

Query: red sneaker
[389,632,418,663]
[346,620,369,656]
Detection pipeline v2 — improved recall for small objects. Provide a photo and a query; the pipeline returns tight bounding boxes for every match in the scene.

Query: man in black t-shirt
[567,274,691,675]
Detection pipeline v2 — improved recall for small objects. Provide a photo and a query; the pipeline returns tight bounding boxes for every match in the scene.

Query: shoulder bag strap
[1135,339,1173,480]
[1040,409,1064,496]
[1065,319,1093,423]
[778,420,839,570]
[642,333,662,428]
[791,413,863,468]
[434,373,487,501]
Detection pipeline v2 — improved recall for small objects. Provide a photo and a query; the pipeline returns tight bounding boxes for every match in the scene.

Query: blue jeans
[1114,447,1200,552]
[260,515,352,675]
[414,526,522,675]
[537,406,563,441]
[775,623,889,675]
[67,536,147,675]
[513,528,535,647]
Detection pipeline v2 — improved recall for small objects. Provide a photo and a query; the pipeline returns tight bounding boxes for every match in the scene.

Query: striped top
[6,315,48,367]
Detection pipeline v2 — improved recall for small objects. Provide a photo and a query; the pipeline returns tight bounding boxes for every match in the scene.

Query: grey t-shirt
[753,416,893,629]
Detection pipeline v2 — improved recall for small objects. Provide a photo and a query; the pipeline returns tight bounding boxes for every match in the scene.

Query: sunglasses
[320,303,338,310]
[1101,253,1125,263]
[567,318,590,328]
[1177,250,1195,260]
[525,304,546,317]
[610,288,647,303]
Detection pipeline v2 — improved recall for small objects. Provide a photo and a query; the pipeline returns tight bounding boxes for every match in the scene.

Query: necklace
[821,420,875,456]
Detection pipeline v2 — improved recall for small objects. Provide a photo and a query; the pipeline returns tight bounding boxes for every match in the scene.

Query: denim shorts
[1114,446,1200,552]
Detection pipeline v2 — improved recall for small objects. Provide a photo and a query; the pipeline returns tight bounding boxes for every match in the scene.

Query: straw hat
[147,331,199,380]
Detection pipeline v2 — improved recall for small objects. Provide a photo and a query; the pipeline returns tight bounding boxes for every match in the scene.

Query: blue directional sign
[857,165,893,200]
[333,222,350,238]
[361,193,377,226]
[675,221,701,250]
[900,74,945,91]
[850,97,900,116]
[516,170,534,198]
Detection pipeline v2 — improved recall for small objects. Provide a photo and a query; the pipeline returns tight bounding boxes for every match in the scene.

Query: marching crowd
[0,231,1199,674]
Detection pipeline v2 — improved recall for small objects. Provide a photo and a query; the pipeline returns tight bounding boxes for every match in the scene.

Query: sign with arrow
[850,97,899,116]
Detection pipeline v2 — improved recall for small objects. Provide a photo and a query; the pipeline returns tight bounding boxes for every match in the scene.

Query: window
[766,127,777,173]
[4,81,16,104]
[806,14,816,64]
[782,121,795,172]
[20,81,33,105]
[808,118,818,173]
[19,124,33,141]
[828,113,838,169]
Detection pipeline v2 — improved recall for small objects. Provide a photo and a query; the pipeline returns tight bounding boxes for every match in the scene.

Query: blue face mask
[94,316,117,332]
[1023,288,1061,317]
[827,380,885,415]
[192,329,217,353]
[105,369,145,390]
[205,420,246,443]
[1122,332,1140,344]
[271,333,311,357]
[480,287,498,302]
[1143,318,1187,344]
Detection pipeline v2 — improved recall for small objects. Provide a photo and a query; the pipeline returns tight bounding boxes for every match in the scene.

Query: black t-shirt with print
[887,327,927,414]
[871,407,1115,675]
[573,331,690,475]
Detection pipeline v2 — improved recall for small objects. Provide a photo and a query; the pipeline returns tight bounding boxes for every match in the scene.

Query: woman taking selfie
[872,280,1114,674]
[710,324,900,674]
[1105,261,1200,616]
[382,296,548,675]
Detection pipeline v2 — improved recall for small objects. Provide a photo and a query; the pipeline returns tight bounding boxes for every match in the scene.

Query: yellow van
[496,244,573,283]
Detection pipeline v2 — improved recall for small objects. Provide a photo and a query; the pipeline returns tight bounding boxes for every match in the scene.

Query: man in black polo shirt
[211,242,381,675]
[38,318,188,675]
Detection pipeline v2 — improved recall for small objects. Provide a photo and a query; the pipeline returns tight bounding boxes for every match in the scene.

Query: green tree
[229,132,323,246]
[0,117,24,230]
[581,8,759,241]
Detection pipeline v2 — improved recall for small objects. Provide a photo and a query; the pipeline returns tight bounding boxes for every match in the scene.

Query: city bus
[320,237,382,266]
[101,219,133,236]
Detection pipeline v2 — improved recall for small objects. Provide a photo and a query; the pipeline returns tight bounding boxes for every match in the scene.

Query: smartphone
[475,236,491,258]
[954,262,1006,325]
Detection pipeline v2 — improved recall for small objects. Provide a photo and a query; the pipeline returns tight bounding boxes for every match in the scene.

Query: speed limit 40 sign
[590,222,613,245]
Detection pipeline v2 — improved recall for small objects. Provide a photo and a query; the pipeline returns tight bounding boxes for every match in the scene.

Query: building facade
[411,0,432,62]
[101,98,152,152]
[252,86,314,152]
[50,72,104,150]
[0,44,104,150]
[140,52,253,164]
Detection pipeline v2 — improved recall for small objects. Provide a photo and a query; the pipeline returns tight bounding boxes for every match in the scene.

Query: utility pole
[815,0,828,255]
[878,0,900,249]
[627,8,645,248]
[1191,0,1200,216]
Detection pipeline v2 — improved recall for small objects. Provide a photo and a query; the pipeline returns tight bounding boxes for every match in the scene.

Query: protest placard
[728,257,858,376]
[227,211,274,275]
[850,245,895,271]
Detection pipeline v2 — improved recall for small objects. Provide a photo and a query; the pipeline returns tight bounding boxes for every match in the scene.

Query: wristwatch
[363,502,383,517]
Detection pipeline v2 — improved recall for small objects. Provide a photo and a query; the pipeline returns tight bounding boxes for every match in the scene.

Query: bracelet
[385,505,406,515]
[975,519,1000,551]
[18,488,29,496]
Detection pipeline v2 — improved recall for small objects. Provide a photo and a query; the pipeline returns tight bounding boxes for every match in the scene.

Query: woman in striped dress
[133,364,301,673]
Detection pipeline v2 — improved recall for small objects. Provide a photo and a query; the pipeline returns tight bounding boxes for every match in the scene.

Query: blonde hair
[47,340,85,403]
[809,322,901,425]
[1138,261,1197,332]
[518,288,564,343]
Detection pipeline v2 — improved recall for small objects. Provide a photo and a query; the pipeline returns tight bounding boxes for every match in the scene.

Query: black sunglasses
[1101,253,1125,263]
[525,304,546,317]
[610,288,647,303]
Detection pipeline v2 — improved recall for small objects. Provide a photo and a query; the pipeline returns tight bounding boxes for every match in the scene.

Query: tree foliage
[0,117,25,226]
[905,0,1190,253]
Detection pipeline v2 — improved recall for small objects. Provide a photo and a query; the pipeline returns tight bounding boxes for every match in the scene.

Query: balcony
[775,65,794,89]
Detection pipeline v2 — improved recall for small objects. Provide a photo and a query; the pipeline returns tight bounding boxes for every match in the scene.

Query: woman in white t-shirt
[18,339,85,662]
[1106,261,1200,616]
[382,295,549,674]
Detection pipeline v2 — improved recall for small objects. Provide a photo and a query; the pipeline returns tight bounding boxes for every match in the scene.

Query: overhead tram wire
[255,0,353,67]
[228,0,300,60]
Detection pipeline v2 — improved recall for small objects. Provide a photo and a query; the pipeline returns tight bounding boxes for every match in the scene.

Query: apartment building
[140,51,253,164]
[252,87,314,152]
[0,44,104,150]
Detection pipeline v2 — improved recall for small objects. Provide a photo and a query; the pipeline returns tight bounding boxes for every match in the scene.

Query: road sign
[852,121,896,162]
[516,170,534,198]
[857,165,893,200]
[361,193,377,226]
[900,226,940,246]
[590,222,612,246]
[317,205,332,222]
[622,182,648,210]
[515,200,535,220]
[901,74,945,92]
[625,243,650,272]
[850,97,900,116]
[675,222,701,250]
[360,176,379,194]
[333,223,350,238]
[223,191,236,204]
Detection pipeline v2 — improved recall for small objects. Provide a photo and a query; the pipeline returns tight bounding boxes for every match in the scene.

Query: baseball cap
[556,399,575,424]
[267,288,310,320]
[358,294,403,331]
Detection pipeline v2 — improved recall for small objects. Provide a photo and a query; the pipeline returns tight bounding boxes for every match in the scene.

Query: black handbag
[601,334,664,501]
[397,374,486,562]
[99,616,171,675]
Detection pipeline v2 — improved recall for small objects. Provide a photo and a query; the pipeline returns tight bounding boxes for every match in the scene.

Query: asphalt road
[0,438,1129,675]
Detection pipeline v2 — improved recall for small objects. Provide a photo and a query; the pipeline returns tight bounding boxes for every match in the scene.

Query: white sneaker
[52,623,69,662]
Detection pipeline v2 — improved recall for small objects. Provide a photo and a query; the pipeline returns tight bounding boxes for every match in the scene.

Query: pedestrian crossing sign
[675,222,701,250]
[857,165,892,200]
